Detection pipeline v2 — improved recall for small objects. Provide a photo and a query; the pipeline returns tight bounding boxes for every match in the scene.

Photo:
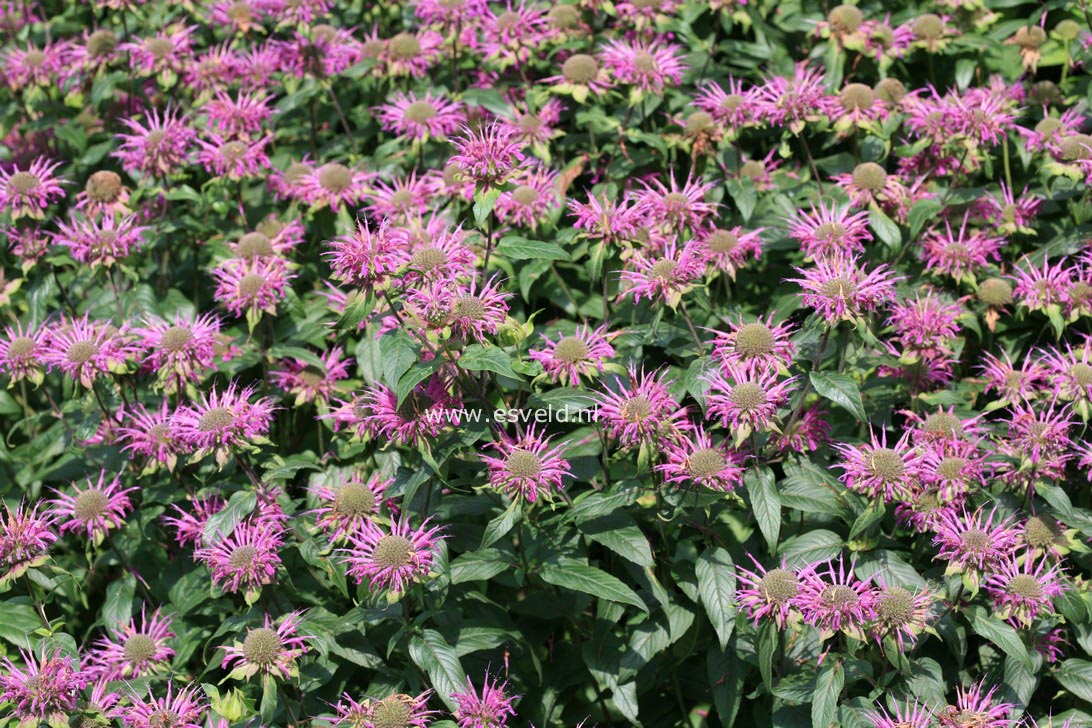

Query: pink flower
[134,312,221,392]
[937,681,1013,728]
[375,90,465,142]
[772,405,832,454]
[202,90,275,137]
[735,557,801,627]
[705,362,796,435]
[633,174,717,232]
[481,425,571,503]
[921,214,1005,280]
[452,673,519,728]
[382,30,443,78]
[50,469,135,542]
[481,2,550,66]
[396,226,477,284]
[871,582,934,650]
[597,367,688,447]
[40,314,135,388]
[407,277,511,343]
[75,170,131,218]
[567,192,642,245]
[867,700,933,728]
[657,426,745,491]
[789,253,899,324]
[54,213,147,268]
[221,612,310,681]
[695,77,757,130]
[195,134,272,179]
[211,257,295,319]
[0,157,66,220]
[269,346,351,405]
[349,376,463,446]
[121,25,197,75]
[975,183,1041,234]
[161,495,225,548]
[528,324,614,386]
[0,648,88,726]
[1012,256,1075,312]
[341,517,444,594]
[119,400,181,469]
[831,162,910,216]
[0,501,56,582]
[619,239,704,307]
[494,164,561,230]
[294,161,371,211]
[325,219,403,292]
[986,556,1067,628]
[787,201,872,259]
[795,556,877,635]
[980,350,1046,403]
[753,62,833,132]
[933,506,1021,576]
[88,606,175,681]
[601,37,687,94]
[695,226,763,278]
[712,315,795,369]
[195,521,283,596]
[834,430,920,502]
[310,471,392,543]
[113,107,196,177]
[2,41,67,90]
[171,381,274,455]
[366,173,435,221]
[114,681,207,728]
[0,321,45,384]
[450,121,526,186]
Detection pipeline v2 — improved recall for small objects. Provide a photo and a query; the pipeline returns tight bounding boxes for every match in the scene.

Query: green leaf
[757,619,777,693]
[203,490,257,542]
[869,209,901,250]
[480,502,521,549]
[380,330,417,389]
[708,645,743,727]
[396,358,444,407]
[540,560,647,612]
[746,467,781,552]
[579,514,653,567]
[1057,659,1092,702]
[473,188,501,227]
[970,608,1032,670]
[908,199,943,240]
[812,660,844,728]
[810,371,866,420]
[696,548,736,649]
[459,344,521,380]
[102,573,136,630]
[496,236,570,261]
[449,549,511,584]
[409,630,467,712]
[0,599,42,649]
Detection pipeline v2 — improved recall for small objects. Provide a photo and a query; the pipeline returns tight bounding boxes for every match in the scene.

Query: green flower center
[869,448,905,480]
[506,449,543,479]
[411,246,447,271]
[67,340,99,364]
[876,586,914,626]
[936,457,967,480]
[318,163,353,192]
[453,295,487,321]
[1071,363,1092,386]
[554,336,590,364]
[621,394,653,422]
[633,51,658,74]
[686,111,715,134]
[512,185,539,206]
[229,545,258,570]
[827,4,863,33]
[1007,574,1044,600]
[146,38,174,60]
[649,259,678,281]
[388,33,421,60]
[87,30,118,57]
[819,277,858,300]
[735,323,775,357]
[73,489,109,521]
[404,101,437,124]
[707,229,738,254]
[1060,134,1092,162]
[86,171,122,202]
[923,412,963,437]
[687,448,726,477]
[562,54,598,85]
[760,568,799,602]
[978,277,1013,305]
[374,535,414,568]
[197,407,234,431]
[160,326,194,352]
[123,634,158,663]
[9,172,40,194]
[852,162,887,191]
[242,627,283,666]
[7,337,35,357]
[961,529,991,552]
[237,232,274,259]
[371,696,413,728]
[913,14,944,40]
[1025,516,1062,549]
[840,83,875,111]
[238,273,267,298]
[821,584,860,609]
[730,382,766,411]
[874,78,907,104]
[549,5,580,29]
[334,482,376,517]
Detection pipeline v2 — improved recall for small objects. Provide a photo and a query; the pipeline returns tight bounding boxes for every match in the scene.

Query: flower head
[0,157,66,219]
[194,521,283,597]
[50,470,135,543]
[0,648,88,726]
[528,325,615,386]
[221,612,310,681]
[597,367,688,447]
[450,122,526,186]
[736,557,801,627]
[341,518,445,594]
[88,606,175,682]
[481,425,571,503]
[985,556,1066,628]
[452,673,518,728]
[789,254,899,324]
[310,471,391,543]
[795,556,877,636]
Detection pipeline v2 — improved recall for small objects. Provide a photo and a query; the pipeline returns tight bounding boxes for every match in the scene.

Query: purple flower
[376,91,465,142]
[341,518,445,594]
[310,470,391,544]
[787,201,872,259]
[450,121,526,186]
[113,106,195,178]
[528,324,615,386]
[985,556,1067,628]
[704,362,796,436]
[195,521,283,597]
[134,312,221,392]
[221,612,310,681]
[114,680,207,728]
[597,367,688,448]
[789,253,899,324]
[834,430,920,502]
[795,556,877,636]
[0,157,66,220]
[50,469,135,543]
[481,425,571,503]
[712,315,795,369]
[0,501,57,583]
[171,381,274,458]
[735,557,801,627]
[0,648,88,725]
[600,38,687,94]
[657,426,746,491]
[40,314,135,388]
[937,681,1013,728]
[933,506,1021,577]
[88,605,175,681]
[452,673,519,728]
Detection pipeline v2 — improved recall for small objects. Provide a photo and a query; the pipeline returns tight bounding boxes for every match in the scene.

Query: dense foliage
[2,0,1092,726]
